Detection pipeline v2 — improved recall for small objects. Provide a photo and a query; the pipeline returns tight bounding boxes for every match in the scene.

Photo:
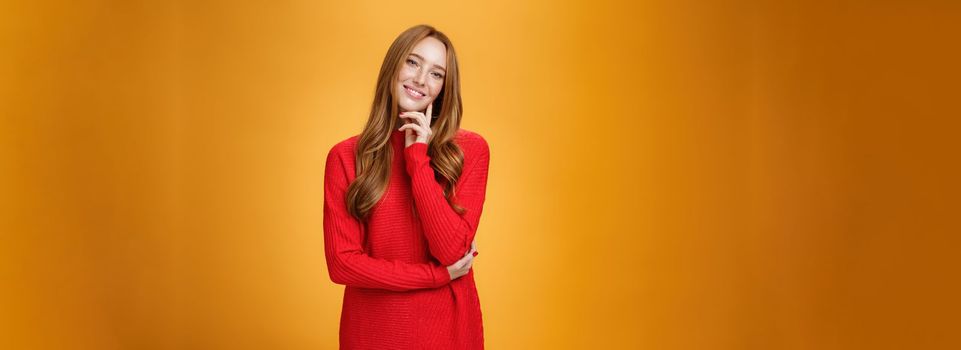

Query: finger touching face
[394,36,447,113]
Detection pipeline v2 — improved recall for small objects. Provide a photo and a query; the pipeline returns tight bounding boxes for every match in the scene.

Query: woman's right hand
[447,240,478,280]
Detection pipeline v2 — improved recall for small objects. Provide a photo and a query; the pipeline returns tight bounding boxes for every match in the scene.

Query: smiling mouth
[404,85,426,98]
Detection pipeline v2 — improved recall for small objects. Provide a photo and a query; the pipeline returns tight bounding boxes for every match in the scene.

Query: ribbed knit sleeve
[323,146,451,291]
[404,136,490,266]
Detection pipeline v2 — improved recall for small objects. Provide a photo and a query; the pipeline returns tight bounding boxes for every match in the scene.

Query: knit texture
[324,128,489,349]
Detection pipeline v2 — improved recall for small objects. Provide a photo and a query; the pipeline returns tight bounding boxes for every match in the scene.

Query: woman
[323,24,489,349]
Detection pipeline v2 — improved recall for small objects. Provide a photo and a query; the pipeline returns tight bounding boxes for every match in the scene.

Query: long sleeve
[404,136,490,266]
[323,145,451,292]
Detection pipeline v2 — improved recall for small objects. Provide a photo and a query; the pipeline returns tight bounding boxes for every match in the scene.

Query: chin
[398,101,419,112]
[397,97,427,112]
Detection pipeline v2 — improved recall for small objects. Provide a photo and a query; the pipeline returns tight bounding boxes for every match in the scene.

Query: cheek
[397,66,416,81]
[430,82,444,97]
[394,73,408,91]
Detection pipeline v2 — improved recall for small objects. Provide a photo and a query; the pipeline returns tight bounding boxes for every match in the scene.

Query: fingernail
[472,251,479,257]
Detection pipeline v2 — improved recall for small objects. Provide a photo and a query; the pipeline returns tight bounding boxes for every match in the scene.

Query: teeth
[406,86,424,96]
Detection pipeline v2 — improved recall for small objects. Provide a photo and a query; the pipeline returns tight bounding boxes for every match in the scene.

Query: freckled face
[394,36,447,112]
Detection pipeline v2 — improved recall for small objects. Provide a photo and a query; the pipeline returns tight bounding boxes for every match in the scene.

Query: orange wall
[2,0,959,349]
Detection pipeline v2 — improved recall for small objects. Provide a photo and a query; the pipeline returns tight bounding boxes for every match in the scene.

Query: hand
[397,103,433,148]
[446,239,478,281]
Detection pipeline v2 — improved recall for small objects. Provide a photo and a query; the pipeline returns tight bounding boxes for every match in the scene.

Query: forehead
[410,36,447,68]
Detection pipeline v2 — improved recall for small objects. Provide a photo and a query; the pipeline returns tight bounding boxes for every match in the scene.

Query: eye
[406,58,418,66]
[431,72,444,79]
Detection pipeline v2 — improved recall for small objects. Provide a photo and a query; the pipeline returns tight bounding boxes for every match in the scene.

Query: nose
[412,68,428,86]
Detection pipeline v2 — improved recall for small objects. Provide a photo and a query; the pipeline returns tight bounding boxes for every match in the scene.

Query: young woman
[323,24,490,349]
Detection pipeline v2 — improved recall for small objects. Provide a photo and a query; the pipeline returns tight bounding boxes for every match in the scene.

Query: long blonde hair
[347,24,466,221]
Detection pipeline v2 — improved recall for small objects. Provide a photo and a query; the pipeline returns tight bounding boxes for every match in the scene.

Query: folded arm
[404,137,490,266]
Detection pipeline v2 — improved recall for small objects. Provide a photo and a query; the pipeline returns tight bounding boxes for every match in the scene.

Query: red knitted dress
[323,128,489,349]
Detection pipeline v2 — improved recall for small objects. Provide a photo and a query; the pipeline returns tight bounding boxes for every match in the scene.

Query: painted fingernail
[472,251,479,257]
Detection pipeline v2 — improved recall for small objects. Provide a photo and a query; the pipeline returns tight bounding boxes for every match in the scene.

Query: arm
[404,137,490,266]
[324,146,451,291]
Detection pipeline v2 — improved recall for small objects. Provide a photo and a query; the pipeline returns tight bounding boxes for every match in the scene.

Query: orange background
[2,0,959,349]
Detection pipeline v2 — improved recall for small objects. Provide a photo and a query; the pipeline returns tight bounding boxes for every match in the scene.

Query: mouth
[403,84,426,99]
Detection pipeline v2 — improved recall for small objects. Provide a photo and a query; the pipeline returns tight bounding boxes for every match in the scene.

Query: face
[393,36,447,113]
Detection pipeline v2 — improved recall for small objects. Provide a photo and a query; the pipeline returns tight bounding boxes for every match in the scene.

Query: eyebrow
[409,53,447,73]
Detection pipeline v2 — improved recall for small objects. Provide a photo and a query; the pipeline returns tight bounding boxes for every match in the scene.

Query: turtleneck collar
[391,129,405,146]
